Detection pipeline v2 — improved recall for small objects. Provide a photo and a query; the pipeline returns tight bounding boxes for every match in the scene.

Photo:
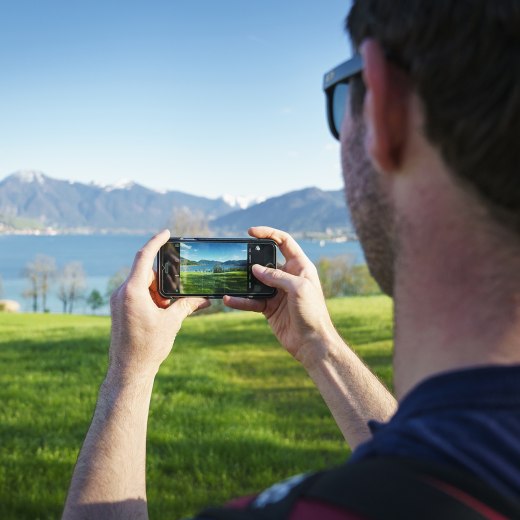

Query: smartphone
[157,238,277,298]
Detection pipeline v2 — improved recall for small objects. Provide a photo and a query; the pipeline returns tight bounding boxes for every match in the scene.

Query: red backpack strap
[198,456,520,520]
[198,471,324,520]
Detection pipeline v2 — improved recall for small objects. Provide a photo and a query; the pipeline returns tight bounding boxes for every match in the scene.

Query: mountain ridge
[212,187,351,235]
[0,171,353,236]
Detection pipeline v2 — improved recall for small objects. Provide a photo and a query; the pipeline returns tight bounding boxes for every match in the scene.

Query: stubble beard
[341,120,396,297]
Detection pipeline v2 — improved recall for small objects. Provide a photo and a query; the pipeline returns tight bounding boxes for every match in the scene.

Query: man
[63,1,520,518]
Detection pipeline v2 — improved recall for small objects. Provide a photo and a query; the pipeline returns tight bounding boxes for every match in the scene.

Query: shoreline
[0,227,357,242]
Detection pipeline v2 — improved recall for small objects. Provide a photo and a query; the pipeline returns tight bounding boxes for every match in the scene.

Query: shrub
[316,256,381,298]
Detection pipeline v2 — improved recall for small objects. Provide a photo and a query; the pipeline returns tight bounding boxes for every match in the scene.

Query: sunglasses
[323,54,363,140]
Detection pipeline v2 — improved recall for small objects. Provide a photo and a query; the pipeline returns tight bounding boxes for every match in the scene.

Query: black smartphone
[157,238,277,298]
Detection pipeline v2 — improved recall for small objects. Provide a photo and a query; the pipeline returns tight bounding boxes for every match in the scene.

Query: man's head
[335,0,520,295]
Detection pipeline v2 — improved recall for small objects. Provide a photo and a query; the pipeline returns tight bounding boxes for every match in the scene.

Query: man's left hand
[108,229,209,380]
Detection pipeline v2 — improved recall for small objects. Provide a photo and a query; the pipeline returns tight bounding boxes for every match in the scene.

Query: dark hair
[347,0,520,233]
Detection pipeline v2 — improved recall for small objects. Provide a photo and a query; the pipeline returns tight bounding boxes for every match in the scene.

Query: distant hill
[0,171,353,235]
[212,187,352,235]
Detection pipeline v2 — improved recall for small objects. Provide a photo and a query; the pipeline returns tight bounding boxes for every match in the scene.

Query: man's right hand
[228,226,396,448]
[223,226,340,369]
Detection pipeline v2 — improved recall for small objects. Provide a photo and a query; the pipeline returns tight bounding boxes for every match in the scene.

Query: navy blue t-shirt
[349,365,520,500]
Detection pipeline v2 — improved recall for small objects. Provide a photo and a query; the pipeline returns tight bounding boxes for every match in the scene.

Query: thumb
[252,264,302,293]
[167,297,210,320]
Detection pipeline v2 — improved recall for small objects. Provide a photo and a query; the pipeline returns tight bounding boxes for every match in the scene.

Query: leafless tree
[168,206,211,237]
[22,271,38,312]
[23,255,56,312]
[39,256,56,312]
[57,262,87,314]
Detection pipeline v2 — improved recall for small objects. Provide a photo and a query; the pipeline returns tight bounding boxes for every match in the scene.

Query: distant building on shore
[0,300,21,312]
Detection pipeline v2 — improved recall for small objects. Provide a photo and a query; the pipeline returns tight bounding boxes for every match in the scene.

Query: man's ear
[361,39,410,173]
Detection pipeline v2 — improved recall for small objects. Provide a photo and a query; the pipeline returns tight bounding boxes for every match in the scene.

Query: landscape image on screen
[179,242,248,294]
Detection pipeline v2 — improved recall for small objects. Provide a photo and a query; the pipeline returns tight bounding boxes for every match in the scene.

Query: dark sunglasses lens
[332,83,349,137]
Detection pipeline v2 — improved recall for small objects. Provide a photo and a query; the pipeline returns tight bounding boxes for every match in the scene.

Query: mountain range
[0,171,353,236]
[181,258,248,268]
[212,188,350,235]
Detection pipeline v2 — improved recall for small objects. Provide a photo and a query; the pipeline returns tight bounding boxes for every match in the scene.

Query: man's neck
[393,272,520,400]
[391,171,520,400]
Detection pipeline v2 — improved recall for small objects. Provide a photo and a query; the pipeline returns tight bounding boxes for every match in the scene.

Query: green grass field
[0,295,393,520]
[180,270,248,294]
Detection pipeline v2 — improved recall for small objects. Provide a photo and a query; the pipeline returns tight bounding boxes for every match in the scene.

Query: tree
[57,262,87,314]
[350,265,381,296]
[86,289,105,314]
[316,255,355,298]
[317,256,381,298]
[22,270,38,312]
[168,206,210,236]
[23,255,56,312]
[213,263,223,273]
[106,267,131,300]
[39,256,56,312]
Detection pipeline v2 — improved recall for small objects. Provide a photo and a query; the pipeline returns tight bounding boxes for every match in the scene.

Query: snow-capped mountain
[0,171,232,231]
[213,187,351,235]
[0,171,352,234]
[220,193,266,210]
[11,170,46,184]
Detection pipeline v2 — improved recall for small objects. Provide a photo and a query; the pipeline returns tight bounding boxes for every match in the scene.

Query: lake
[0,234,365,314]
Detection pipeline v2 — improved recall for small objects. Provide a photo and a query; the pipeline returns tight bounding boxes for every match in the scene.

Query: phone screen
[158,239,277,298]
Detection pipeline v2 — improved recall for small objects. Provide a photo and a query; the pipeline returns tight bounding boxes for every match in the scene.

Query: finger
[248,226,307,263]
[252,264,303,293]
[196,299,212,311]
[167,297,210,319]
[223,295,267,313]
[149,273,172,309]
[129,229,170,286]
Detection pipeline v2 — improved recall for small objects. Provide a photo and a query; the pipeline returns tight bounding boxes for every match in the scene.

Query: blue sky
[181,242,247,263]
[0,1,353,198]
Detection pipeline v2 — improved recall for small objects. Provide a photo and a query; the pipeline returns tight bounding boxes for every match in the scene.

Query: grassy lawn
[180,270,248,294]
[0,295,393,519]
